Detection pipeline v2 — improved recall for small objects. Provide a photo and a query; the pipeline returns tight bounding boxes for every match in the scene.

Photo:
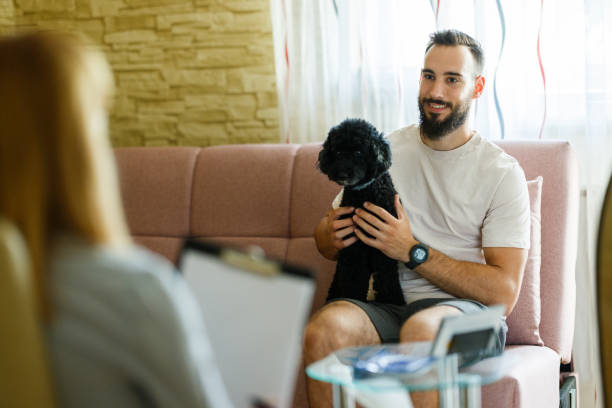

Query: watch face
[414,247,427,262]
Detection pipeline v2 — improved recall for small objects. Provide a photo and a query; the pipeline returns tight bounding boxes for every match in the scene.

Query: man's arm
[352,195,527,315]
[412,246,527,315]
[314,206,358,260]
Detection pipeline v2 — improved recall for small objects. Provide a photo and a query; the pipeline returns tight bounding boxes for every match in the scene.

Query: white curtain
[271,1,612,406]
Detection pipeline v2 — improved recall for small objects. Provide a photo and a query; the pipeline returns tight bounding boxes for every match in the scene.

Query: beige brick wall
[0,0,280,147]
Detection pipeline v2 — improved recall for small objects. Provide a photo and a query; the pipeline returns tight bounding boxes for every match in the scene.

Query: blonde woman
[0,31,232,408]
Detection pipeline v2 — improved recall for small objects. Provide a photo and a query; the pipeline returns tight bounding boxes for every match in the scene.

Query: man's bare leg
[303,300,381,408]
[400,305,463,408]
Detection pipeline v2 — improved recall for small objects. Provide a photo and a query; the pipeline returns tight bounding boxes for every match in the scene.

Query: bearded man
[304,29,531,408]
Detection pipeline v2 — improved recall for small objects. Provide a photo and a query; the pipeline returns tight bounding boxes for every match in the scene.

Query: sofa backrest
[115,144,340,315]
[495,141,579,363]
[115,141,578,362]
[115,147,199,262]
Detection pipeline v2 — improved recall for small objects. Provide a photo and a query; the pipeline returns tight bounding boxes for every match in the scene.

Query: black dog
[318,118,405,305]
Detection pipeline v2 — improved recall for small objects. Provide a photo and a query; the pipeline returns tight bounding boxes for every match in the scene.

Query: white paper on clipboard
[179,240,315,408]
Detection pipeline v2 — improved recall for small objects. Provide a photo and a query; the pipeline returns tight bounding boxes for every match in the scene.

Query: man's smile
[424,99,451,115]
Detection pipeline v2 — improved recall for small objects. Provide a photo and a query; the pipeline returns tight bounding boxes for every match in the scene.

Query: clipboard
[179,239,315,408]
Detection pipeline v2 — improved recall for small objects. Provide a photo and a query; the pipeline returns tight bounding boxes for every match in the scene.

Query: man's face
[418,45,481,140]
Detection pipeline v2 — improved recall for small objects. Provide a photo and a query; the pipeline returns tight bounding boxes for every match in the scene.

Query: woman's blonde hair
[0,31,131,321]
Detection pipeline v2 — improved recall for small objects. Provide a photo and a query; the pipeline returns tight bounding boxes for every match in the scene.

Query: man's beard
[418,97,471,140]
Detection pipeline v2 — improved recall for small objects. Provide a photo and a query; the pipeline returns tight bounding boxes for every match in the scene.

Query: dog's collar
[348,171,388,191]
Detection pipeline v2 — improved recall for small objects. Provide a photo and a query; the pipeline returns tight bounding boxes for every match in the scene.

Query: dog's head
[317,118,391,188]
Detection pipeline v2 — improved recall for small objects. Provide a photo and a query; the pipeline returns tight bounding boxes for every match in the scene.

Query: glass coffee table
[306,342,516,408]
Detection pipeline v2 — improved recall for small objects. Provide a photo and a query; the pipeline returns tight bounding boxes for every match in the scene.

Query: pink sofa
[115,141,578,408]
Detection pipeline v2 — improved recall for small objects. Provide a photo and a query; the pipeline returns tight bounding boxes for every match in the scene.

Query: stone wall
[0,0,280,147]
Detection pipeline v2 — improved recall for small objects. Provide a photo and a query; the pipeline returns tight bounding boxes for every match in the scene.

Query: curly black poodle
[318,118,405,305]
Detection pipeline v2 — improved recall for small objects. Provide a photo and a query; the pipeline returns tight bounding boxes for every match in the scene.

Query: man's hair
[425,29,484,75]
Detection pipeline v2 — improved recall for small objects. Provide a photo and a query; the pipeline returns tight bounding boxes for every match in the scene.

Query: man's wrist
[400,238,419,263]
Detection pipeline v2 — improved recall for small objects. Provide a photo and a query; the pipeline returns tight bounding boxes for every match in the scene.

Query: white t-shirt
[333,124,530,304]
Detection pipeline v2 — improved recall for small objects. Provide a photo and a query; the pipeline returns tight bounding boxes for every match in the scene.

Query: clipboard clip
[220,246,281,277]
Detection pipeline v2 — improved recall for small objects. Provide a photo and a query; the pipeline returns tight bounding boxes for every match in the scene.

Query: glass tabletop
[306,342,516,393]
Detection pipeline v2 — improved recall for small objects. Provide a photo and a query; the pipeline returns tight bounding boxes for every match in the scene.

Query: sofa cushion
[290,144,341,238]
[477,345,560,408]
[506,177,544,346]
[115,147,200,237]
[191,144,299,238]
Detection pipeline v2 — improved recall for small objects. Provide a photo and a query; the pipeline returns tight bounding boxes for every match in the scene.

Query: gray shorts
[329,297,507,353]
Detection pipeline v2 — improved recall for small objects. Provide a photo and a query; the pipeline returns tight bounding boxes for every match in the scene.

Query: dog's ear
[317,147,326,172]
[317,133,332,173]
[371,131,392,175]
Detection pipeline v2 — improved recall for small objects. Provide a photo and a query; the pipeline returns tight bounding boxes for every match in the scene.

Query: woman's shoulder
[50,235,178,293]
[48,235,198,335]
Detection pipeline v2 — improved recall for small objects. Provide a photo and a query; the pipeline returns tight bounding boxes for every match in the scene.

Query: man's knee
[303,301,377,361]
[399,305,462,343]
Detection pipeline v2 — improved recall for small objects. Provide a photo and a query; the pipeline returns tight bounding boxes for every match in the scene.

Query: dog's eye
[354,150,362,156]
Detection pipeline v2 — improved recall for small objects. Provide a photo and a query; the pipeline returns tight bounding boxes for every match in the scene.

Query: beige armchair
[0,218,56,408]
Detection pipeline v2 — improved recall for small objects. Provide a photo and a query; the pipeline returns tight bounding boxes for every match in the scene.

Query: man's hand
[314,206,358,260]
[352,195,418,262]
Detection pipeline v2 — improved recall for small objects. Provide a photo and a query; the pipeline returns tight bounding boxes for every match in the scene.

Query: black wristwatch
[405,243,429,269]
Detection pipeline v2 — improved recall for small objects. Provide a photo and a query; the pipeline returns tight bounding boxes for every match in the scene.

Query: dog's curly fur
[318,118,405,305]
